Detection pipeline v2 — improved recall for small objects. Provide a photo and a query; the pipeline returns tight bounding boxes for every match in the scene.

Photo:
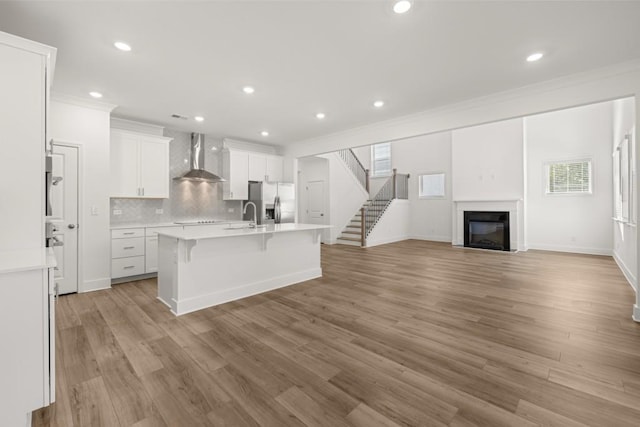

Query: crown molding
[51,93,117,113]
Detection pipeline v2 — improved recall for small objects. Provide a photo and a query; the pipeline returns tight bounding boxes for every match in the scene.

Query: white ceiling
[1,1,640,146]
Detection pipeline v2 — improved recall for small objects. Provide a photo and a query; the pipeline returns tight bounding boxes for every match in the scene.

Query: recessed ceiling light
[316,113,326,120]
[243,86,255,94]
[527,52,544,62]
[261,130,269,137]
[393,0,412,14]
[89,91,103,99]
[114,41,132,52]
[373,100,385,108]
[194,116,204,122]
[211,146,218,151]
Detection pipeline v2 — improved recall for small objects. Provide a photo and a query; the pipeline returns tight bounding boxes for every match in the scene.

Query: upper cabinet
[265,155,284,182]
[222,149,249,200]
[248,153,284,182]
[110,129,172,198]
[223,149,284,200]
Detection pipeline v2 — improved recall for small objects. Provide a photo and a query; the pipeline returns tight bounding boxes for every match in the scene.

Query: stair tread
[342,231,361,235]
[337,236,361,242]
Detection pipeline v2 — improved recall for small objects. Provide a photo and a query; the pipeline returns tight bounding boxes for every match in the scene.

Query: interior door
[307,180,326,225]
[51,144,79,295]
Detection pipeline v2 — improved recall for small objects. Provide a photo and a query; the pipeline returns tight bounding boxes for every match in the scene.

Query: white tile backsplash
[110,128,242,225]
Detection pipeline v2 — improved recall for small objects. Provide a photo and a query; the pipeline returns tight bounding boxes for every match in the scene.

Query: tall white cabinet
[0,31,57,426]
[110,129,172,198]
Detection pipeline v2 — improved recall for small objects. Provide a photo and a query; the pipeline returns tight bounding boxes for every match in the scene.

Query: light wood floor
[34,240,640,427]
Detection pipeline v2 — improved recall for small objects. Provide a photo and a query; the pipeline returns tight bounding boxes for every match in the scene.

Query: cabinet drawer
[112,237,144,258]
[111,256,145,279]
[112,228,145,239]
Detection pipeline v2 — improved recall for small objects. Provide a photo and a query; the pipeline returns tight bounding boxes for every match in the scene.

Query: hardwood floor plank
[70,376,120,427]
[346,403,402,427]
[515,399,589,427]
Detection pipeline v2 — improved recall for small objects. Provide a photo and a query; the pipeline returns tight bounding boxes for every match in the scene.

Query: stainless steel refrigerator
[244,182,295,224]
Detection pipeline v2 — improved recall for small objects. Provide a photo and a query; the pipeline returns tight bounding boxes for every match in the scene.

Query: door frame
[51,140,83,294]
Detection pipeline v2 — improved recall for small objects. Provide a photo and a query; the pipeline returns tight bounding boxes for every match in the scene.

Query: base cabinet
[111,226,182,279]
[0,268,53,426]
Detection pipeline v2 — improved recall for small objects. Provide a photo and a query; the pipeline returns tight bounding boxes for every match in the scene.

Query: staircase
[336,209,364,246]
[335,167,409,247]
[336,198,392,246]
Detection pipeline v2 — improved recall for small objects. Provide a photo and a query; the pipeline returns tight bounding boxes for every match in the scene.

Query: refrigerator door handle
[274,196,281,223]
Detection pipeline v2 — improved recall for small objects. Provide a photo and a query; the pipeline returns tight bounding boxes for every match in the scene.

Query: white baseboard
[80,277,111,293]
[173,268,322,316]
[409,234,452,243]
[613,251,637,292]
[366,235,410,248]
[527,243,612,256]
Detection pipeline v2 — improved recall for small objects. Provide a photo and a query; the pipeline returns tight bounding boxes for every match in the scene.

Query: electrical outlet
[113,209,122,215]
[91,205,98,215]
[228,208,234,213]
[155,208,164,214]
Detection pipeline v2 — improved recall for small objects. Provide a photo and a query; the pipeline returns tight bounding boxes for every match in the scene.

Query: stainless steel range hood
[173,133,225,182]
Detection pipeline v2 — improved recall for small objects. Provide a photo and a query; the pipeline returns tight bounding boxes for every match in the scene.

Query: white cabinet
[248,153,267,181]
[110,129,172,198]
[248,153,283,182]
[111,226,182,278]
[111,228,145,279]
[266,155,284,182]
[0,31,56,424]
[223,149,249,200]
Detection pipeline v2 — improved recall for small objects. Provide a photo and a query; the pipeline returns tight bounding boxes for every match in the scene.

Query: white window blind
[546,160,592,194]
[371,143,391,176]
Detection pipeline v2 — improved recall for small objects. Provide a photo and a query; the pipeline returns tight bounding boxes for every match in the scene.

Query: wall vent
[171,114,189,120]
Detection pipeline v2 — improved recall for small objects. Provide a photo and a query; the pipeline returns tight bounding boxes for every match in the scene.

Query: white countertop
[0,247,57,274]
[110,220,249,230]
[156,223,331,241]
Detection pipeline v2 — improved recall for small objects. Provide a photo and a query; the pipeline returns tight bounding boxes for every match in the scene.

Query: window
[419,173,446,198]
[545,159,592,194]
[371,142,392,176]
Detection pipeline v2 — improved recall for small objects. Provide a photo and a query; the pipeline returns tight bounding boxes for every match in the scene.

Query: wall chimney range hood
[174,133,225,182]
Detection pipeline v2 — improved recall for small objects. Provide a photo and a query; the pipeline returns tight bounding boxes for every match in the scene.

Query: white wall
[50,98,114,292]
[391,132,453,242]
[366,200,411,247]
[525,102,613,255]
[612,97,637,288]
[452,118,524,200]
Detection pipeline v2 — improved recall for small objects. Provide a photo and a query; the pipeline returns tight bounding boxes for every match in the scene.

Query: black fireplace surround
[464,211,510,251]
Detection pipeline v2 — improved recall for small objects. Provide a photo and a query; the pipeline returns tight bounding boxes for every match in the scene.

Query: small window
[419,173,446,198]
[371,143,392,177]
[545,159,592,194]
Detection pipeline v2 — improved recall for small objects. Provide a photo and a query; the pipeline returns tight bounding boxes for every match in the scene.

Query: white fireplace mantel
[452,199,525,252]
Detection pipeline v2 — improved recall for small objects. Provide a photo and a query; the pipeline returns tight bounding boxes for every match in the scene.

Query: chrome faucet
[243,201,257,228]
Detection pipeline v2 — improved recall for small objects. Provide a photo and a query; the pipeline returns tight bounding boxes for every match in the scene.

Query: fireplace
[464,211,510,251]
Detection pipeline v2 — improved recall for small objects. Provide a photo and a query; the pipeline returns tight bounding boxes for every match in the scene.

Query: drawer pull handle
[124,246,134,249]
[123,232,135,235]
[123,266,135,269]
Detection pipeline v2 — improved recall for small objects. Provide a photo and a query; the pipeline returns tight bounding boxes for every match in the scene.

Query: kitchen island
[155,223,330,315]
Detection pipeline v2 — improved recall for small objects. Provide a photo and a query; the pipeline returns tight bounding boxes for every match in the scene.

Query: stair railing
[338,148,370,193]
[361,169,410,246]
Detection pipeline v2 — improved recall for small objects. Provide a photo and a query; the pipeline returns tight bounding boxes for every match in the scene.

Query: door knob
[68,224,76,229]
